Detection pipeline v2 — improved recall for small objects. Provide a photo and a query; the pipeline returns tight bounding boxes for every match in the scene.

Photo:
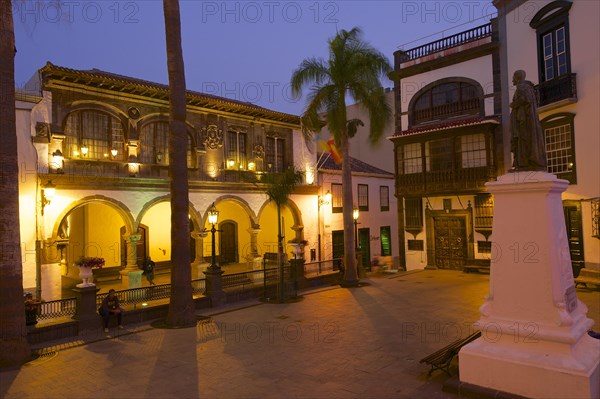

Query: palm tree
[163,0,195,327]
[259,168,304,302]
[0,0,33,366]
[291,27,391,286]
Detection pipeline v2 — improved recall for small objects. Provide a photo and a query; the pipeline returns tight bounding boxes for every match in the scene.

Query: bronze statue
[509,70,547,171]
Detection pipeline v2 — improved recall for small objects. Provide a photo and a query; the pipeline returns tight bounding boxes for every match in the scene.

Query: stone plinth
[72,285,100,331]
[459,172,600,399]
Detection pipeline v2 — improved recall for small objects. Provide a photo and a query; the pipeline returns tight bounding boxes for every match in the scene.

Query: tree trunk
[163,0,195,327]
[340,132,358,286]
[0,0,33,366]
[277,204,285,302]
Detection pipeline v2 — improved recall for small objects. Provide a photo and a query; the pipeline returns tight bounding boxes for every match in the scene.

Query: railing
[537,73,577,107]
[191,278,206,296]
[397,166,496,195]
[37,298,77,320]
[400,24,492,62]
[96,283,172,307]
[304,259,342,276]
[413,98,480,125]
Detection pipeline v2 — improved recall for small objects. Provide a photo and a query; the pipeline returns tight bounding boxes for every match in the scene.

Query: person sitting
[99,289,124,333]
[142,256,156,286]
[24,292,42,326]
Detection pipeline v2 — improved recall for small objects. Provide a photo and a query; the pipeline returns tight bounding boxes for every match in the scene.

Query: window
[592,198,599,238]
[411,81,481,125]
[331,183,343,213]
[140,122,169,164]
[474,193,494,229]
[380,226,392,256]
[64,110,124,160]
[227,130,247,169]
[426,139,453,172]
[460,134,487,168]
[358,184,369,211]
[265,136,284,172]
[398,143,422,175]
[380,186,389,212]
[477,241,492,254]
[530,1,572,83]
[405,198,423,230]
[542,113,576,183]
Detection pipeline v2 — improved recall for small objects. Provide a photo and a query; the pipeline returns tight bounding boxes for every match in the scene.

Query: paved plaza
[2,270,599,399]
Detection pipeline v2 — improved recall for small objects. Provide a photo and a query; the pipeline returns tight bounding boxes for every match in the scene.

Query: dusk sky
[14,0,495,115]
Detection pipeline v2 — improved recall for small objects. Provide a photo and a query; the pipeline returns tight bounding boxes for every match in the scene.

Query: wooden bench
[92,266,125,282]
[575,268,600,290]
[420,330,481,376]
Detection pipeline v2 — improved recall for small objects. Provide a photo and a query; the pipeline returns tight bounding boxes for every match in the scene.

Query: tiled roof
[317,154,393,176]
[39,62,300,125]
[390,116,500,138]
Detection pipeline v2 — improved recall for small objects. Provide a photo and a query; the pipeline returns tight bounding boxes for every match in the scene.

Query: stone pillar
[247,226,261,258]
[203,267,226,307]
[191,230,210,277]
[122,233,141,275]
[72,286,100,331]
[289,258,305,296]
[459,172,599,399]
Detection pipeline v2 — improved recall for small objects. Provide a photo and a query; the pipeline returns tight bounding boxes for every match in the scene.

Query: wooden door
[219,221,237,264]
[358,228,370,269]
[433,216,467,270]
[563,201,584,277]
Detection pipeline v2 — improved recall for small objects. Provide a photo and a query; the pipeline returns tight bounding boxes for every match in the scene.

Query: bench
[420,330,481,376]
[575,268,600,290]
[92,266,125,282]
[463,259,491,274]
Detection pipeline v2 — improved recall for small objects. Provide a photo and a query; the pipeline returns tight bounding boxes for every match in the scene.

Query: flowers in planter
[75,256,105,269]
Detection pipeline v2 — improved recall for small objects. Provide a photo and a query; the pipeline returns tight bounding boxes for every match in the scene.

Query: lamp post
[208,202,219,271]
[353,207,360,251]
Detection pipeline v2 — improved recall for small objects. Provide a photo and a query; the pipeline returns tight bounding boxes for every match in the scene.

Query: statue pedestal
[459,172,600,399]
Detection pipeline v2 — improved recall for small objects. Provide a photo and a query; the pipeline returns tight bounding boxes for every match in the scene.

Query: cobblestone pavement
[2,270,599,399]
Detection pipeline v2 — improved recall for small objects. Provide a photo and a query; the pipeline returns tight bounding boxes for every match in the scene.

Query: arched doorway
[219,220,238,264]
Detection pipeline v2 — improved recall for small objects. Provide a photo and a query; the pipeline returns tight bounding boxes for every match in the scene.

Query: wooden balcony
[396,166,497,196]
[537,73,577,107]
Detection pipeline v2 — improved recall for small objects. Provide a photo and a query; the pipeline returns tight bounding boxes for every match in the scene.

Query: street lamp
[353,207,360,251]
[208,203,220,271]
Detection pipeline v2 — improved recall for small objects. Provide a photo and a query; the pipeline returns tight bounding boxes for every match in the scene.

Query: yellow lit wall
[141,201,171,263]
[259,202,296,257]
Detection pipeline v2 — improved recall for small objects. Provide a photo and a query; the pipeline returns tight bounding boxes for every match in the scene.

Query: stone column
[247,226,262,270]
[72,286,100,331]
[459,172,599,399]
[122,233,141,274]
[192,230,210,278]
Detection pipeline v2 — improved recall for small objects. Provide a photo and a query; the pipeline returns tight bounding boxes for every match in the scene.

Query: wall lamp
[111,148,118,159]
[80,144,89,157]
[51,149,64,174]
[41,180,56,216]
[318,190,332,207]
[128,154,140,177]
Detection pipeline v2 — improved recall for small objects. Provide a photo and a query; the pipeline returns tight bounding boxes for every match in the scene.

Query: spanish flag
[316,134,343,165]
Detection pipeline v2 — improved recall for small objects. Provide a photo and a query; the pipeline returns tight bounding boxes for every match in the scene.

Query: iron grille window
[477,241,492,254]
[140,122,169,164]
[64,110,124,160]
[474,193,494,229]
[405,198,423,229]
[542,113,576,183]
[358,184,369,211]
[380,186,389,212]
[331,183,343,213]
[460,134,487,168]
[398,142,422,175]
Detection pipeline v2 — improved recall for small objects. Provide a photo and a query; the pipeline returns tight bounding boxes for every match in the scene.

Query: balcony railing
[399,23,492,62]
[414,98,480,125]
[537,73,577,107]
[397,166,497,195]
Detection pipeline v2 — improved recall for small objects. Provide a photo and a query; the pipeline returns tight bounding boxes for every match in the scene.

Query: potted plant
[75,257,105,287]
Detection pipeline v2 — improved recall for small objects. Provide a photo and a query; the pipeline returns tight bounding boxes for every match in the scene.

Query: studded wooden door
[219,221,238,265]
[433,216,467,270]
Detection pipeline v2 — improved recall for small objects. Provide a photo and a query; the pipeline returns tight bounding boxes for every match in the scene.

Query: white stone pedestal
[459,172,600,399]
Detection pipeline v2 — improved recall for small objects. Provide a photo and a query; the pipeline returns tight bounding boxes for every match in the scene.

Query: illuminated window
[64,110,124,160]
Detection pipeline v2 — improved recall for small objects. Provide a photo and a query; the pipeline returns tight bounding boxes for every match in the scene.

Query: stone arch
[407,77,485,127]
[61,100,128,134]
[135,195,202,233]
[256,198,303,229]
[50,195,135,240]
[203,195,258,227]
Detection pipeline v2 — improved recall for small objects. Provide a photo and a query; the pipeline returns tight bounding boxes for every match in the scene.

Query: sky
[13,0,496,115]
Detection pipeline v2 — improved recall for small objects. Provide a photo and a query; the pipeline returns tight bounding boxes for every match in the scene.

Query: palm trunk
[0,0,33,366]
[277,204,285,301]
[163,0,195,327]
[340,133,358,285]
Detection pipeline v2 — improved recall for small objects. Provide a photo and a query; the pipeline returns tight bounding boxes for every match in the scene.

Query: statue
[509,70,547,172]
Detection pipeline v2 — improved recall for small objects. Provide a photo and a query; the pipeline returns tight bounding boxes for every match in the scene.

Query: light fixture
[80,144,89,157]
[207,203,220,271]
[353,208,359,220]
[227,159,235,169]
[353,207,360,252]
[51,149,64,174]
[41,180,56,216]
[305,165,315,184]
[319,190,332,206]
[128,154,140,177]
[248,161,256,171]
[73,150,80,157]
[156,151,163,164]
[111,148,118,158]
